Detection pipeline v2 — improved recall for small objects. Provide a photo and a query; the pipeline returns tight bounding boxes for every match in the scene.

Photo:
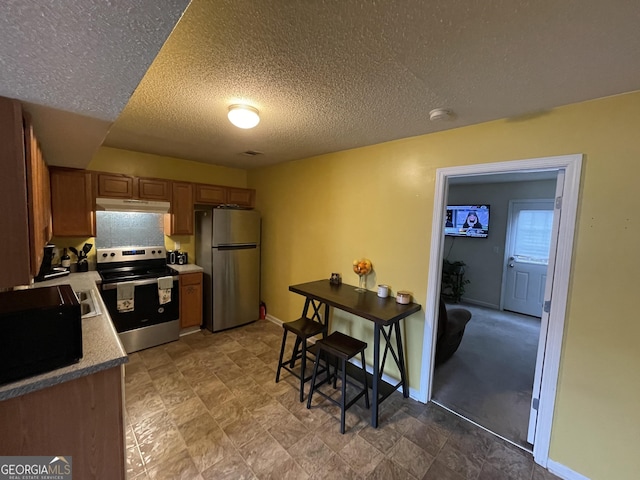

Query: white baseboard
[265,313,282,326]
[547,459,590,480]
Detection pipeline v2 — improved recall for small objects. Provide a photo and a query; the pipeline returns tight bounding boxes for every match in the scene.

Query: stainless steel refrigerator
[195,208,261,332]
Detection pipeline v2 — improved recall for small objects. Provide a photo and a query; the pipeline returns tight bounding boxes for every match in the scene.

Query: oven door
[100,277,179,333]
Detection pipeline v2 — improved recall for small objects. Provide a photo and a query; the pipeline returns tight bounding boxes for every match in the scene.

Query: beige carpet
[431,303,540,449]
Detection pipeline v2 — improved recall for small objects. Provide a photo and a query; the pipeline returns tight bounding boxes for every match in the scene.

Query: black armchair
[435,298,472,365]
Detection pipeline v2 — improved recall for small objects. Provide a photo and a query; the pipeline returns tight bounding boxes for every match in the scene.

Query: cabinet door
[195,184,226,205]
[0,97,31,288]
[138,178,171,201]
[97,173,134,198]
[168,182,193,235]
[180,272,203,328]
[227,187,255,207]
[51,168,95,237]
[24,115,52,276]
[0,366,126,479]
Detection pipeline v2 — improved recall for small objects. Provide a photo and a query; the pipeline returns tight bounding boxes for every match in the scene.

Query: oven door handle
[101,276,179,290]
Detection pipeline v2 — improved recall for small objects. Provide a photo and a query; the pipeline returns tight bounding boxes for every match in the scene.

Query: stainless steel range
[97,246,179,353]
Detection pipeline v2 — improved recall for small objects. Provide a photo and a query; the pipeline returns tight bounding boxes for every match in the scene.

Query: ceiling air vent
[240,150,264,157]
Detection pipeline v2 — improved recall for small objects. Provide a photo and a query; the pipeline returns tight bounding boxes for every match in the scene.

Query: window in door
[513,210,554,265]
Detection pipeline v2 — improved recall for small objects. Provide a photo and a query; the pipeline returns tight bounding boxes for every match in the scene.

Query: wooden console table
[289,280,421,427]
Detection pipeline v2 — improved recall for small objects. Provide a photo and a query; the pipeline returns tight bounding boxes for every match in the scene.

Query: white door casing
[502,199,555,317]
[420,154,582,466]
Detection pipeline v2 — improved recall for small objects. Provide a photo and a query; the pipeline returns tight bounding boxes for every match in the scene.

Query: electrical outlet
[174,241,181,250]
[493,245,500,254]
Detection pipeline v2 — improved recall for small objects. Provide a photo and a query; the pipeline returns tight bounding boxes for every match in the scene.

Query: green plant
[441,259,470,303]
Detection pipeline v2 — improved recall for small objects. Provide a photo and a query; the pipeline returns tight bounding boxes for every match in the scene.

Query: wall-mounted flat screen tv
[444,205,490,238]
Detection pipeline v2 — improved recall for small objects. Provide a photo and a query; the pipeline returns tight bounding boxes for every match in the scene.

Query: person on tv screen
[463,211,483,229]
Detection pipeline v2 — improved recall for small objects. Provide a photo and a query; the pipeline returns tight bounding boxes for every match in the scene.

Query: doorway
[420,154,582,466]
[433,185,556,450]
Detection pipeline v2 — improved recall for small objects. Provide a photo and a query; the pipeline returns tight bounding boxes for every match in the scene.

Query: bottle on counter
[61,248,71,269]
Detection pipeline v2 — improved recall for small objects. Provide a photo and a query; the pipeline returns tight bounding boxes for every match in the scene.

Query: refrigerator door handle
[216,244,257,250]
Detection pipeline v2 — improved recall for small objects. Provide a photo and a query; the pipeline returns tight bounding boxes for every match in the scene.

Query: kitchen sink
[74,289,102,319]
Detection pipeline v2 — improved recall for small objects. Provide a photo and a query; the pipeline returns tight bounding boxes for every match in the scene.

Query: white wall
[445,179,557,307]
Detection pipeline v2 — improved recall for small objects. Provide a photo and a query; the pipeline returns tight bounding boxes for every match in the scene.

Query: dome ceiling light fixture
[228,104,260,129]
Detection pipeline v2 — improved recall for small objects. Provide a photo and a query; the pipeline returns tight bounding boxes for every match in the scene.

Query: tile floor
[124,319,561,480]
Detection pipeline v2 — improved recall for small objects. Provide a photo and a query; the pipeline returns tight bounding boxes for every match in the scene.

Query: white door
[503,200,555,317]
[527,170,565,444]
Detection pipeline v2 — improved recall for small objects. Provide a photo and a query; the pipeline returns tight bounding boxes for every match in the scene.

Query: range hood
[95,198,170,214]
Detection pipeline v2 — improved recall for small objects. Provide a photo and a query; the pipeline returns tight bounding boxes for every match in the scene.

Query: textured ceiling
[2,1,640,170]
[104,0,640,169]
[0,0,189,167]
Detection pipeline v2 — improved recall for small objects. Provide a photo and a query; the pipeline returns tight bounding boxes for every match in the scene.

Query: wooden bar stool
[275,316,327,402]
[306,331,369,433]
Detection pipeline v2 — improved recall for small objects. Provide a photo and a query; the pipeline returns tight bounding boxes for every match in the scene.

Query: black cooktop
[97,259,176,284]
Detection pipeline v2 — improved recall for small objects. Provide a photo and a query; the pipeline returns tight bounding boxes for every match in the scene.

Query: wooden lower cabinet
[180,272,203,328]
[0,366,126,479]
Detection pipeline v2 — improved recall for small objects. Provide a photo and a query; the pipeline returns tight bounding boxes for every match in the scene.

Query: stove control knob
[158,250,162,254]
[102,253,108,258]
[151,250,156,254]
[110,252,116,257]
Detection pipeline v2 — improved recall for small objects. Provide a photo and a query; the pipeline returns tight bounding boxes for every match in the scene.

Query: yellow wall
[89,146,247,186]
[247,91,640,479]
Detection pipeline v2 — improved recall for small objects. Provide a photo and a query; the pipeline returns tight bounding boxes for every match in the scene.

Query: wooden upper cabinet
[24,114,52,276]
[96,173,171,201]
[167,182,194,235]
[50,168,95,237]
[138,178,171,201]
[227,187,255,207]
[97,173,134,198]
[195,184,226,205]
[195,183,255,207]
[0,96,52,288]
